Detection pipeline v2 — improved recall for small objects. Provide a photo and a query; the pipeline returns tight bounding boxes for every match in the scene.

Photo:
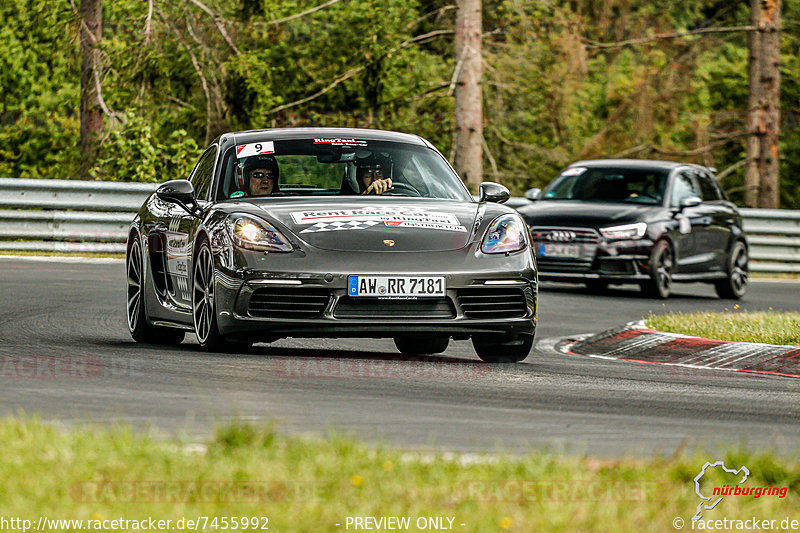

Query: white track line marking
[0,255,123,264]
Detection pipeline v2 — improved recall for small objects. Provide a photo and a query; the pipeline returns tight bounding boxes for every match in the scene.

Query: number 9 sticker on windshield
[236,141,275,159]
[348,276,445,298]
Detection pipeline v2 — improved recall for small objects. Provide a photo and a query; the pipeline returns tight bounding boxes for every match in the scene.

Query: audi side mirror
[524,188,541,201]
[478,182,510,204]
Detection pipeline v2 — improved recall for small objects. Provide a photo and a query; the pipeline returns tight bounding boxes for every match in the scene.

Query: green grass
[1,418,798,532]
[750,271,800,280]
[646,310,800,345]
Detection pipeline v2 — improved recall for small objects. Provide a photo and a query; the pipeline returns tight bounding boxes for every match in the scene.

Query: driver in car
[231,155,280,198]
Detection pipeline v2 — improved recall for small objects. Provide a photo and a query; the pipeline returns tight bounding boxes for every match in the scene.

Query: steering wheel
[380,182,420,197]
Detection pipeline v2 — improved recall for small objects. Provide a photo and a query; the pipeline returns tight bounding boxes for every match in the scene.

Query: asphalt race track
[1,256,798,457]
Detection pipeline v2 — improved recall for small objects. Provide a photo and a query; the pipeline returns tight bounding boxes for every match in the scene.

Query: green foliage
[2,0,800,207]
[94,113,198,182]
[0,0,80,179]
[484,0,800,206]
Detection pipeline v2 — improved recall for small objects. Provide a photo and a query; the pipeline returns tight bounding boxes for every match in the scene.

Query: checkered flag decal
[299,220,381,233]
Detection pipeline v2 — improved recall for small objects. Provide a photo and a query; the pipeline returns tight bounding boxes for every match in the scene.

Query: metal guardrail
[0,178,156,254]
[741,209,800,273]
[0,178,799,273]
[0,178,156,211]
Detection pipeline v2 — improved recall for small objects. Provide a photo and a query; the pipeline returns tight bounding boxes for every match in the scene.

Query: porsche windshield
[542,167,668,205]
[217,138,471,201]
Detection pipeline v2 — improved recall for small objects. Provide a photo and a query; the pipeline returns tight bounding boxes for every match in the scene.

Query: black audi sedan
[515,159,748,299]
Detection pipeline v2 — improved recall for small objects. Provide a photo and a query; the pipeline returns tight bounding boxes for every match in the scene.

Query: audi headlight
[481,214,527,254]
[227,214,293,252]
[600,222,647,240]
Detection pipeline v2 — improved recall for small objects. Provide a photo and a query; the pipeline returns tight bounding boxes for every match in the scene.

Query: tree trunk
[80,0,103,180]
[454,0,483,188]
[757,0,781,208]
[744,0,761,207]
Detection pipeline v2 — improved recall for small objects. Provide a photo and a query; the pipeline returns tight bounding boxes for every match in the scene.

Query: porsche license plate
[348,276,445,297]
[538,243,581,258]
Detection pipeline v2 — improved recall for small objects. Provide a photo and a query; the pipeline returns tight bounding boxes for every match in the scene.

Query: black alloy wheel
[193,240,251,352]
[641,240,674,299]
[127,237,184,345]
[715,241,749,299]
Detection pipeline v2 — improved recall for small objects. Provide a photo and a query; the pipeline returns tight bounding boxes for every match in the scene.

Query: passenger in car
[340,154,393,195]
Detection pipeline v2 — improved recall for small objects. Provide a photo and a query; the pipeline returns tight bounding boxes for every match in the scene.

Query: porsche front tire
[192,239,251,353]
[192,239,226,351]
[472,334,533,363]
[393,335,449,355]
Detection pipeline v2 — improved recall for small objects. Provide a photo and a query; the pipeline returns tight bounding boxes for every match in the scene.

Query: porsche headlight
[481,214,527,254]
[227,214,293,252]
[599,222,647,240]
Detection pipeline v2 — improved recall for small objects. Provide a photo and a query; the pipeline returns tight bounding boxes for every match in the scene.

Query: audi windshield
[542,166,669,205]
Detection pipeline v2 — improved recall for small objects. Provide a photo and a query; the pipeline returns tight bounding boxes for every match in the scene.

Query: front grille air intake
[333,297,455,319]
[457,288,528,319]
[536,258,593,273]
[248,287,330,318]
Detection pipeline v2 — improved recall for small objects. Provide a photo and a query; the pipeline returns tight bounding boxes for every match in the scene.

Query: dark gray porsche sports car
[126,128,537,362]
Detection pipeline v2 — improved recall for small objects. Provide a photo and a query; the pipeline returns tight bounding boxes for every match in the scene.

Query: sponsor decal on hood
[249,200,478,251]
[290,207,464,231]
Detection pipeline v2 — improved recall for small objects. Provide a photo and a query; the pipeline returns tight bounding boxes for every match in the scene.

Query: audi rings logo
[547,230,577,242]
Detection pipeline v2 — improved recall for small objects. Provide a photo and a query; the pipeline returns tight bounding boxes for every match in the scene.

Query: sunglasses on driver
[250,171,275,180]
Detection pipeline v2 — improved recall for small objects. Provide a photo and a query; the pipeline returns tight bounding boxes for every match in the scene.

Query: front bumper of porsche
[212,249,537,342]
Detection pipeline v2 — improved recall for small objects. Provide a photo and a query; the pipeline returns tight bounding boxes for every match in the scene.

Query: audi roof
[566,159,714,172]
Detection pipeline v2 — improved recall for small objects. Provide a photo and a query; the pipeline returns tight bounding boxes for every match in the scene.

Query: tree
[757,0,782,208]
[454,0,483,188]
[746,0,782,208]
[745,0,761,207]
[80,0,103,180]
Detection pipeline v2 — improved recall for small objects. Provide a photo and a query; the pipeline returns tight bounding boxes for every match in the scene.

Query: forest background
[2,0,799,207]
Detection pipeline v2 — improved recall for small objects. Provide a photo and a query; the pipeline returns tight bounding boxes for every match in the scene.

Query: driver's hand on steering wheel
[362,178,393,195]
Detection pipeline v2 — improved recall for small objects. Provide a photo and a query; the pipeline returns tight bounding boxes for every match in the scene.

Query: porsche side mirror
[156,180,201,216]
[479,182,510,204]
[524,188,541,201]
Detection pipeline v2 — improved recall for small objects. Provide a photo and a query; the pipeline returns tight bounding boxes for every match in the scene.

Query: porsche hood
[240,199,481,252]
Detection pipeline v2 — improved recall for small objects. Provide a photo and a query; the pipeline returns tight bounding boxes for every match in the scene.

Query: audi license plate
[538,243,581,258]
[348,276,445,298]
